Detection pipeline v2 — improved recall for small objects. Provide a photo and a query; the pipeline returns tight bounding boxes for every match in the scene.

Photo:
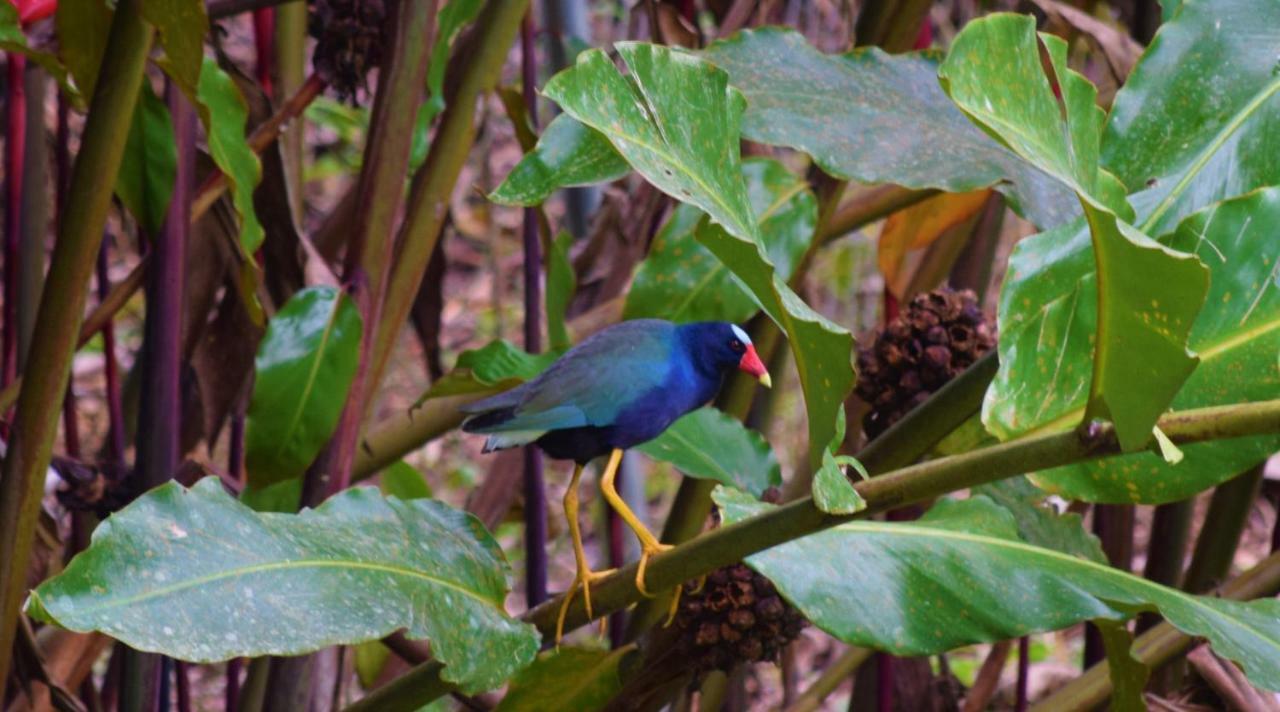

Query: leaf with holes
[625,158,815,324]
[244,287,362,487]
[637,408,780,497]
[27,478,538,692]
[714,488,1280,691]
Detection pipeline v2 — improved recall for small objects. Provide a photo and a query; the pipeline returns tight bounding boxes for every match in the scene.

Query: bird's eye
[730,339,744,352]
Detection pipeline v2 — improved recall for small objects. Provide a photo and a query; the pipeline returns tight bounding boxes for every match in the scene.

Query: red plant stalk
[4,51,27,393]
[253,8,274,96]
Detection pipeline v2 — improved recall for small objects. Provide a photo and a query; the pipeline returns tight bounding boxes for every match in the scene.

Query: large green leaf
[115,83,176,236]
[27,478,538,692]
[700,27,1078,230]
[489,115,629,206]
[1025,189,1280,501]
[624,158,815,324]
[495,647,635,712]
[196,58,265,254]
[939,14,1209,452]
[974,477,1105,563]
[985,0,1280,488]
[139,0,208,103]
[636,408,780,497]
[244,287,362,487]
[544,43,758,244]
[1102,0,1280,231]
[714,488,1280,691]
[694,217,855,468]
[415,340,558,404]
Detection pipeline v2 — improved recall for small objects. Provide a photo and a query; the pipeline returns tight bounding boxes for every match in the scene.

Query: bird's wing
[470,320,677,433]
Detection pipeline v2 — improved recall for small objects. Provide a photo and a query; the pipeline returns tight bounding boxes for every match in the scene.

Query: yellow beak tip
[758,373,772,389]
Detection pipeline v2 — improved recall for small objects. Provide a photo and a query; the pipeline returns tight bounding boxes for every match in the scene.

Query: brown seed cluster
[309,0,386,103]
[675,563,806,673]
[856,287,995,439]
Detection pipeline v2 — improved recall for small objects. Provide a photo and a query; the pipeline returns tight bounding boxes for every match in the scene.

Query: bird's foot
[634,542,674,598]
[555,567,615,646]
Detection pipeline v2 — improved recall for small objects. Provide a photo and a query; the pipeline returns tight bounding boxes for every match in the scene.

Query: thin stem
[4,52,28,391]
[273,0,307,221]
[520,7,548,608]
[300,0,439,502]
[782,646,872,712]
[1031,549,1280,712]
[1137,498,1193,633]
[1015,637,1029,712]
[0,0,154,693]
[347,398,1280,711]
[1182,463,1264,594]
[368,0,533,399]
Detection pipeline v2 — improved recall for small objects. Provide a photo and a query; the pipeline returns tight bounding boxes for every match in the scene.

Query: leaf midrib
[262,292,348,467]
[826,521,1280,654]
[45,558,501,618]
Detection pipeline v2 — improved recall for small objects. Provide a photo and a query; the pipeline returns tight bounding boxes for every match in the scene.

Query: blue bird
[461,319,771,640]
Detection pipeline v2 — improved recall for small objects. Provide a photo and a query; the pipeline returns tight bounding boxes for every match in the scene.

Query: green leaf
[139,0,208,103]
[700,27,1078,229]
[27,478,539,692]
[624,158,815,324]
[495,647,635,712]
[1024,189,1280,501]
[379,461,433,500]
[354,640,391,689]
[56,0,112,100]
[986,0,1280,487]
[416,340,559,404]
[239,479,302,514]
[1,1,77,102]
[694,217,856,468]
[714,488,1280,691]
[544,43,758,244]
[245,287,362,487]
[812,450,866,515]
[196,58,265,254]
[545,230,576,352]
[115,84,176,235]
[975,477,1105,563]
[636,408,780,497]
[489,115,629,206]
[1097,619,1149,712]
[939,14,1210,452]
[410,0,484,169]
[1102,0,1280,234]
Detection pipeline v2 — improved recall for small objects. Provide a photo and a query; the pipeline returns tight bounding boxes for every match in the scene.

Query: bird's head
[684,322,772,388]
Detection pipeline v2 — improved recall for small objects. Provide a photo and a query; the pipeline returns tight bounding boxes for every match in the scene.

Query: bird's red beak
[738,344,772,388]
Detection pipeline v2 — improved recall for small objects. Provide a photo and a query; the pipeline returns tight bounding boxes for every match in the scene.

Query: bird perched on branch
[461,319,771,642]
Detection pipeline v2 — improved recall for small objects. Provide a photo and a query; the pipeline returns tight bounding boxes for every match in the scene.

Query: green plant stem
[0,0,153,695]
[344,398,1280,711]
[1030,548,1280,712]
[273,0,306,221]
[1137,498,1193,633]
[303,0,440,501]
[350,392,496,480]
[783,646,873,712]
[367,0,532,399]
[1181,462,1265,594]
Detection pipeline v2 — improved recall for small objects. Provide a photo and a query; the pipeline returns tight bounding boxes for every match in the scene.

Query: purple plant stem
[122,80,195,712]
[175,660,190,712]
[519,8,548,608]
[225,658,242,712]
[4,52,27,396]
[1015,636,1030,712]
[876,654,893,712]
[98,238,127,462]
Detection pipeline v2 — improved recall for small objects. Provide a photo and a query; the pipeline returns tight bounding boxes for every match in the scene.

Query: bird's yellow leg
[556,462,614,645]
[599,448,672,597]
